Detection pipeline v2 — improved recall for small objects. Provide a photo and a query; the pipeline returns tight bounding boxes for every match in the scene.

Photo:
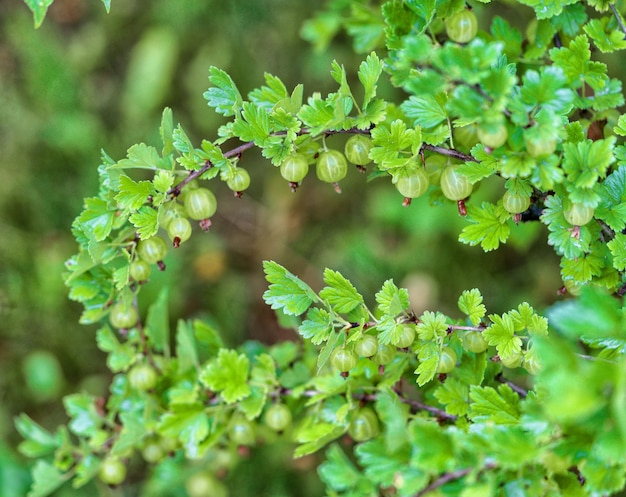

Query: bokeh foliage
[4,0,623,496]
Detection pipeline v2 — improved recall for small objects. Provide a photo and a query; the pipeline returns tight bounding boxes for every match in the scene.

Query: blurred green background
[0,1,568,496]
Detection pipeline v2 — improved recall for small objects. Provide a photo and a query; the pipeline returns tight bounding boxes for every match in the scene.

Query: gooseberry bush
[16,0,626,496]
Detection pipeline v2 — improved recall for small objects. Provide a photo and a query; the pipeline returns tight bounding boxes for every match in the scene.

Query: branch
[422,144,477,162]
[610,4,626,37]
[168,140,257,197]
[448,324,486,332]
[166,127,477,198]
[496,372,528,398]
[415,462,497,496]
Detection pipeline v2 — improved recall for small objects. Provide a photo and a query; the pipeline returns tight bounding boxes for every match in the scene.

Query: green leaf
[96,326,135,372]
[176,320,199,374]
[71,453,100,489]
[370,120,421,164]
[550,4,587,36]
[294,420,345,458]
[77,198,116,242]
[232,102,272,144]
[157,403,209,458]
[469,384,521,424]
[15,414,61,458]
[193,319,224,358]
[299,307,334,345]
[111,411,148,457]
[159,107,175,156]
[581,458,626,494]
[145,287,170,355]
[562,137,615,188]
[457,289,486,326]
[549,35,606,89]
[358,52,384,108]
[547,286,623,340]
[355,439,410,487]
[408,418,454,473]
[490,16,523,59]
[319,269,364,314]
[478,425,540,468]
[614,114,626,136]
[482,313,522,359]
[375,280,409,316]
[434,378,470,416]
[23,0,54,28]
[249,73,288,109]
[459,203,511,252]
[153,170,174,193]
[597,165,626,231]
[414,341,439,386]
[204,67,243,116]
[115,143,162,170]
[319,444,366,492]
[172,124,194,154]
[27,461,68,497]
[584,17,626,53]
[561,252,604,283]
[375,389,409,453]
[401,94,447,129]
[516,66,574,117]
[200,349,250,403]
[540,194,592,259]
[300,11,342,53]
[297,94,336,136]
[129,206,159,240]
[608,233,626,271]
[262,261,317,316]
[510,302,548,336]
[63,393,101,437]
[516,0,578,19]
[115,175,154,210]
[376,316,403,346]
[416,311,448,341]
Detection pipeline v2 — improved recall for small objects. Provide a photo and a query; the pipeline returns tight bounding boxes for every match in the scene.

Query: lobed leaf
[263,261,317,316]
[374,280,409,316]
[26,461,68,497]
[459,203,511,252]
[319,269,364,314]
[483,313,522,359]
[204,67,243,116]
[457,289,486,326]
[469,384,521,424]
[200,349,251,403]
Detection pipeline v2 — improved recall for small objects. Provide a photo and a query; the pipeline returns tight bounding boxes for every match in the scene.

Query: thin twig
[610,4,626,37]
[415,462,497,496]
[422,144,477,162]
[496,373,527,398]
[448,324,486,332]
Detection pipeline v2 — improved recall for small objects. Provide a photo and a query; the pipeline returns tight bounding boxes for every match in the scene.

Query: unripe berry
[109,301,138,329]
[331,347,358,373]
[184,188,217,220]
[441,167,473,201]
[348,407,380,442]
[264,403,292,432]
